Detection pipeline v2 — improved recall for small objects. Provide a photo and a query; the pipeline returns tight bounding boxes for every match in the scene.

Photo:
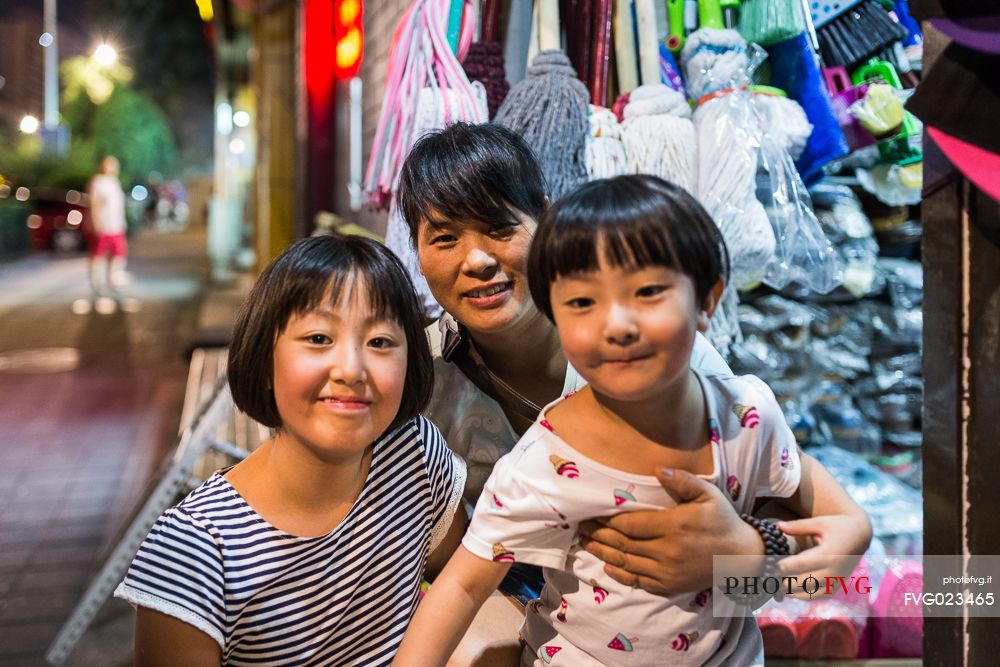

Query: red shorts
[91,233,127,258]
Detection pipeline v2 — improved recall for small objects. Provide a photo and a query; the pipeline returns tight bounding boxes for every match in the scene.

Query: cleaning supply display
[495,0,590,201]
[738,0,807,46]
[767,32,851,185]
[619,84,697,192]
[585,105,627,179]
[811,0,908,69]
[462,0,510,118]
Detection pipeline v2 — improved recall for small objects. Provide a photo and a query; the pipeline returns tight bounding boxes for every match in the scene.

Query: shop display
[363,0,937,661]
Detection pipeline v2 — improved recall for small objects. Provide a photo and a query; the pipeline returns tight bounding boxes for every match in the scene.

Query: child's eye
[368,336,396,349]
[636,284,667,298]
[306,334,331,345]
[565,297,594,309]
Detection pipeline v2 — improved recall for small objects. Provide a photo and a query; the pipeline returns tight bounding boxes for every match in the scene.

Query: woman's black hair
[227,234,433,433]
[527,174,730,320]
[397,122,547,242]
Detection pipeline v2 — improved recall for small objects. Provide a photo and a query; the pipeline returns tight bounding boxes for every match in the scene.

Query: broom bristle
[816,0,908,68]
[738,0,806,47]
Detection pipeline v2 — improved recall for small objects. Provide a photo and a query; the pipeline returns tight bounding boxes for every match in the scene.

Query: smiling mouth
[464,282,511,299]
[604,354,652,365]
[319,396,372,408]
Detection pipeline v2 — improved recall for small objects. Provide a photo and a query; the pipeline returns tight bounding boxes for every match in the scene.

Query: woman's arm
[394,546,511,666]
[579,467,763,594]
[134,608,221,667]
[579,457,872,594]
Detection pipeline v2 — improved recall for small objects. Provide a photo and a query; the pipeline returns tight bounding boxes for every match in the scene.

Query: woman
[396,122,870,661]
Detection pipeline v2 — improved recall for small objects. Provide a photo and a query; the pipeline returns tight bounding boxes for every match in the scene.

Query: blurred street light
[20,115,40,134]
[39,32,54,47]
[94,43,117,67]
[233,110,250,127]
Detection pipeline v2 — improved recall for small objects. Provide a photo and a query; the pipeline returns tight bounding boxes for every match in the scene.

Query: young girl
[393,175,871,666]
[115,235,468,666]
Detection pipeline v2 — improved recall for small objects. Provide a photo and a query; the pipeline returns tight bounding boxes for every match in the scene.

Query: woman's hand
[579,467,763,595]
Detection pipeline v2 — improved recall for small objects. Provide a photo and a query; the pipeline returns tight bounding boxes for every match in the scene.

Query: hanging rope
[620,83,697,194]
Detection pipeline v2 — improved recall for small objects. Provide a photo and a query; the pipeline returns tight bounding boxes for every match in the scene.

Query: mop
[682,28,775,288]
[585,105,627,179]
[682,26,775,354]
[752,89,812,160]
[494,0,589,201]
[620,84,697,194]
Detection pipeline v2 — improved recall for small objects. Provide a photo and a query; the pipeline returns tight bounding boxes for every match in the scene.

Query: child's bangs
[312,268,401,325]
[597,222,685,275]
[541,217,683,283]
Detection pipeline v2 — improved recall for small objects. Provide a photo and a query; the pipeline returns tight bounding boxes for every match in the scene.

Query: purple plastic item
[824,66,877,151]
[869,559,923,658]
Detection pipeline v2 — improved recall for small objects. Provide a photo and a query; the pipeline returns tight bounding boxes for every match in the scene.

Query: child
[115,235,468,665]
[393,175,870,666]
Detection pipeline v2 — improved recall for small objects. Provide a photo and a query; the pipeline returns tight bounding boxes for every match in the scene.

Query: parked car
[25,188,93,253]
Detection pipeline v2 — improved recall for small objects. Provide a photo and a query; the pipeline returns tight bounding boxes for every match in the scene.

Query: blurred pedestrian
[87,155,129,296]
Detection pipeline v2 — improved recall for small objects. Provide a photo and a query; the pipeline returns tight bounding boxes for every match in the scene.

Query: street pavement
[0,226,213,666]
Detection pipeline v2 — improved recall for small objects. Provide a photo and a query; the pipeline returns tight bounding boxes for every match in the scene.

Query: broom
[494,0,590,201]
[737,0,806,46]
[812,0,908,69]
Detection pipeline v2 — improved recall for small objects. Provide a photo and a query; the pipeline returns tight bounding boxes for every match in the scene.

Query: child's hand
[776,515,869,581]
[579,467,763,595]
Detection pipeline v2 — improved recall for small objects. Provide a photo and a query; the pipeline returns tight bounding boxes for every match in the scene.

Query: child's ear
[697,279,725,333]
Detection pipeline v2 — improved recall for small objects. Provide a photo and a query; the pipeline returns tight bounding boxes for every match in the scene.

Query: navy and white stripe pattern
[115,416,465,666]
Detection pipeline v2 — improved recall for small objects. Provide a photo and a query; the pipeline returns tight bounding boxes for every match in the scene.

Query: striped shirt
[115,416,466,666]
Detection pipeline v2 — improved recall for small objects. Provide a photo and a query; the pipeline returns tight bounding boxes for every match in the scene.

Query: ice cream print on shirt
[462,372,803,665]
[732,403,760,429]
[491,543,515,562]
[726,474,742,502]
[672,631,700,652]
[549,454,579,478]
[613,484,636,506]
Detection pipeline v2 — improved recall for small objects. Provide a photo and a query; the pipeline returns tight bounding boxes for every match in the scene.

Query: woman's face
[416,213,539,337]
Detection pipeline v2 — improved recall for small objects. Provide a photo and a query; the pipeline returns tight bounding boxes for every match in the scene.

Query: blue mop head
[767,33,850,186]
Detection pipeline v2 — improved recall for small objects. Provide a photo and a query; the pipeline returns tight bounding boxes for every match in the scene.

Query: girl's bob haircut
[527,174,730,320]
[227,234,433,433]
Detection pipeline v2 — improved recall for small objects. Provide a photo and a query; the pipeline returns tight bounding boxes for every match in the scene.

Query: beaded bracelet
[740,514,792,557]
[740,514,791,594]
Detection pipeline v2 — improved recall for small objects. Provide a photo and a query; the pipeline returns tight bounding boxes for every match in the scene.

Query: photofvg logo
[711,555,1000,618]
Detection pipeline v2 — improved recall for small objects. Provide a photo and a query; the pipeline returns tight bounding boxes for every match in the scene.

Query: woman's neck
[469,310,566,387]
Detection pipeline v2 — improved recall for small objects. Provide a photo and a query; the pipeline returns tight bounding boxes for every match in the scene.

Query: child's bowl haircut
[227,234,433,432]
[397,122,547,242]
[527,175,730,321]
